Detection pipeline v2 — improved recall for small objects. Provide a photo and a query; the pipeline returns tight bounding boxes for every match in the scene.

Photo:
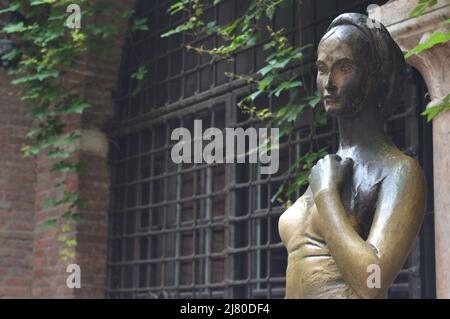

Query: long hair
[325,13,407,118]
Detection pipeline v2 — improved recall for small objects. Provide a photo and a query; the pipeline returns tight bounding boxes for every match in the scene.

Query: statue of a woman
[278,13,426,299]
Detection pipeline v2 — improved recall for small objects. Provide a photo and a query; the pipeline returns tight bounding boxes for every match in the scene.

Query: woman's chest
[310,162,386,239]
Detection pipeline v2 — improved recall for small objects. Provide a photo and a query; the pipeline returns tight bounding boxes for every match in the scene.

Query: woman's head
[316,13,407,119]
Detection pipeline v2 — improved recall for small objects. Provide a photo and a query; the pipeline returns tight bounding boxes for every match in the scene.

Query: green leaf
[405,31,450,58]
[247,32,260,47]
[120,9,134,19]
[48,149,71,160]
[272,82,290,97]
[131,18,149,32]
[167,0,190,15]
[307,93,322,108]
[271,183,285,203]
[58,101,91,115]
[61,224,72,233]
[161,21,195,38]
[66,239,77,247]
[26,127,42,139]
[256,108,273,120]
[204,21,218,35]
[248,90,262,101]
[421,94,450,122]
[270,59,290,69]
[0,3,20,14]
[1,48,20,62]
[410,0,438,18]
[286,174,309,196]
[38,219,58,232]
[57,235,68,242]
[276,103,304,124]
[258,75,274,91]
[257,64,274,77]
[131,66,147,81]
[77,199,89,209]
[30,0,54,5]
[52,161,83,173]
[315,112,328,126]
[266,5,276,19]
[40,197,59,207]
[422,105,444,122]
[288,80,303,89]
[11,71,60,84]
[62,211,84,223]
[3,22,26,33]
[263,40,277,51]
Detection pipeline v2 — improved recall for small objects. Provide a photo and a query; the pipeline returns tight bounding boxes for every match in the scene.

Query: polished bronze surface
[279,13,426,299]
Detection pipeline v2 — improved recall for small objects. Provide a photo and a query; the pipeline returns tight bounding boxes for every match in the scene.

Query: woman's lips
[324,95,340,102]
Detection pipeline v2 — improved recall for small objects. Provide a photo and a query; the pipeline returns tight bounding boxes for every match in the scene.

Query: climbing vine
[162,0,450,205]
[162,0,326,207]
[0,0,131,259]
[407,0,450,121]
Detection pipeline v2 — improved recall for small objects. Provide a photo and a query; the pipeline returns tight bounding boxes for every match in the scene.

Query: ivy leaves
[3,21,27,33]
[131,17,148,32]
[405,30,450,59]
[0,0,121,260]
[410,0,438,18]
[163,0,327,206]
[406,1,450,122]
[131,65,148,96]
[421,94,450,122]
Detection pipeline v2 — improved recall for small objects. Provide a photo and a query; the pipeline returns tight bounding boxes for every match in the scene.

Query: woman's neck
[337,105,391,160]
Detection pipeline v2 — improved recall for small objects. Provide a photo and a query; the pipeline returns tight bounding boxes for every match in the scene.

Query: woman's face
[316,26,371,118]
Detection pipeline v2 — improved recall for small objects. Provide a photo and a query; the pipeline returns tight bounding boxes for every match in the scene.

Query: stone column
[370,0,450,298]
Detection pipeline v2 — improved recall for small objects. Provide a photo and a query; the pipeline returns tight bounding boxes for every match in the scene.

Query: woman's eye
[318,66,327,74]
[341,64,353,73]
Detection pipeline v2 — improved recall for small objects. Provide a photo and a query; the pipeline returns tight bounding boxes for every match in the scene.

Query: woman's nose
[325,73,337,92]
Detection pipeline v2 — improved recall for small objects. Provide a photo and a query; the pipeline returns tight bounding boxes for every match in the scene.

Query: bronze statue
[278,13,426,299]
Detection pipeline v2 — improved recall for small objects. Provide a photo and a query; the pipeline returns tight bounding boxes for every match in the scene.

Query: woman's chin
[325,102,345,115]
[324,103,360,118]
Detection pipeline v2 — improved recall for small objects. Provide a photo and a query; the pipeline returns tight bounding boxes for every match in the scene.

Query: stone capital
[369,0,450,108]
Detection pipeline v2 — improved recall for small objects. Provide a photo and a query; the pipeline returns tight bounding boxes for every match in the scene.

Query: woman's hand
[309,154,353,195]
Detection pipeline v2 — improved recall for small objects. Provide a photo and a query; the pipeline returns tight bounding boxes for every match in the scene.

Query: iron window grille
[106,0,435,299]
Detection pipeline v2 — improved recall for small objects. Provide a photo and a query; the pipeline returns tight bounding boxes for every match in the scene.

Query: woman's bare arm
[278,187,313,251]
[313,158,426,298]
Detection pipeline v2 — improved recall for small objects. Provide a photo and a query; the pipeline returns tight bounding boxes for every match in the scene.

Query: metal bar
[174,119,182,297]
[225,92,235,298]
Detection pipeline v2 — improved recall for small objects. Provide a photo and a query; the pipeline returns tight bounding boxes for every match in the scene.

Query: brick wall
[0,70,35,298]
[0,0,133,298]
[31,1,133,298]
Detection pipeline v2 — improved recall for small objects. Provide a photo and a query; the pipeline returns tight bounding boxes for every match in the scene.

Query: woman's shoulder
[382,150,426,194]
[387,150,424,177]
